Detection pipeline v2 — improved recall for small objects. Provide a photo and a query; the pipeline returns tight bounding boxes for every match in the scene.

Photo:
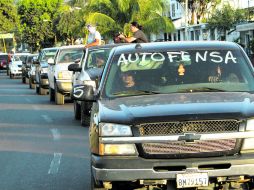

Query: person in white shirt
[86,24,102,48]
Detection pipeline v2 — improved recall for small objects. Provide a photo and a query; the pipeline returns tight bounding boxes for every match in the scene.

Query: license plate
[176,173,208,188]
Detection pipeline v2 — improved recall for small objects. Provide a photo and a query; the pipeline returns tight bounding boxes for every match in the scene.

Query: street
[0,71,90,190]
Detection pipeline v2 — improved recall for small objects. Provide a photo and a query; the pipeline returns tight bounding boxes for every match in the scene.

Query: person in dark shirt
[119,21,148,43]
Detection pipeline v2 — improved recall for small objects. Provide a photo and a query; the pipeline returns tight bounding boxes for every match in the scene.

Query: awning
[236,23,254,32]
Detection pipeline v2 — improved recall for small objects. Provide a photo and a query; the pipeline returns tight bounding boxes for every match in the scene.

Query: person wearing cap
[119,21,148,43]
[86,24,102,48]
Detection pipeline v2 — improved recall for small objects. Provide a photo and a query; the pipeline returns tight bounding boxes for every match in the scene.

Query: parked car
[34,47,58,95]
[75,41,254,189]
[48,45,85,105]
[0,53,8,70]
[69,44,128,126]
[22,54,38,84]
[9,53,30,79]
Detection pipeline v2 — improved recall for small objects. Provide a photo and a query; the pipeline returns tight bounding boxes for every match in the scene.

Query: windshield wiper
[178,87,226,93]
[113,90,161,96]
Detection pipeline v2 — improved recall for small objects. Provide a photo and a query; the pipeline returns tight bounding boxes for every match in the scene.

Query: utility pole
[185,0,188,40]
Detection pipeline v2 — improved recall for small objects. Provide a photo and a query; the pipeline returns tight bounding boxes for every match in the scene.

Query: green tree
[207,4,246,40]
[56,4,85,45]
[84,0,175,40]
[177,0,221,24]
[0,0,19,33]
[17,0,63,52]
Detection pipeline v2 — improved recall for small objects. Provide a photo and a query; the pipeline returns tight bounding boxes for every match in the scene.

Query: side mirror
[68,63,82,72]
[71,84,96,101]
[74,58,81,64]
[48,58,55,65]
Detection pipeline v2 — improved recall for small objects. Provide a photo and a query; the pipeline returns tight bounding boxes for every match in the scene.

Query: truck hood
[98,92,254,124]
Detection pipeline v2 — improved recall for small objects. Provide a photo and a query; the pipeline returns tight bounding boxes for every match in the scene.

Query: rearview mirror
[68,63,82,72]
[48,58,55,65]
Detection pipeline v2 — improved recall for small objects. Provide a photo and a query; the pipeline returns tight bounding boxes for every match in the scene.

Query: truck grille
[138,120,241,158]
[142,139,236,154]
[139,120,240,136]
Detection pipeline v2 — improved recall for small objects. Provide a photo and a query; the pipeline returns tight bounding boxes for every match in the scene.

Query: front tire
[81,102,90,126]
[54,83,65,105]
[74,101,81,120]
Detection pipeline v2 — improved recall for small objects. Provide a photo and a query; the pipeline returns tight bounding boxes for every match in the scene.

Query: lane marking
[41,115,53,123]
[50,128,61,140]
[48,153,62,174]
[25,98,32,103]
[32,105,40,110]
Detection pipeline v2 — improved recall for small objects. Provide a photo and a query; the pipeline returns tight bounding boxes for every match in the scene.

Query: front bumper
[56,80,72,94]
[91,154,254,182]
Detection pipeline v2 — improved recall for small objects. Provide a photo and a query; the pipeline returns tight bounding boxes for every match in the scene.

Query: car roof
[57,45,85,50]
[112,41,242,55]
[87,43,129,51]
[42,47,59,51]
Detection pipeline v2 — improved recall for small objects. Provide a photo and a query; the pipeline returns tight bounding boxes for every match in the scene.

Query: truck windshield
[103,49,254,98]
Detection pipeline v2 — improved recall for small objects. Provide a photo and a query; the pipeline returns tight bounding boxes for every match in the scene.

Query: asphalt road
[0,71,90,190]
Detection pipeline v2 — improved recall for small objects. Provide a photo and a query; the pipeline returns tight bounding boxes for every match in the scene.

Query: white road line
[48,153,62,174]
[50,128,61,140]
[32,105,40,110]
[41,115,53,123]
[25,98,32,103]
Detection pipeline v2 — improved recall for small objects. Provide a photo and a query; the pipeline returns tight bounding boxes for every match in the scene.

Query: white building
[157,0,254,55]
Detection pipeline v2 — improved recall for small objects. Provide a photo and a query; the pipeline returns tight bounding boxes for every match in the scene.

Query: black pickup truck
[77,41,254,190]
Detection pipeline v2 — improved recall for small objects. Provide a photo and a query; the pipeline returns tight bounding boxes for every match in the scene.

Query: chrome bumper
[92,164,254,181]
[56,80,72,93]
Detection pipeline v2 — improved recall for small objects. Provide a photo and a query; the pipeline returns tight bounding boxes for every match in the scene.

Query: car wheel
[10,73,13,79]
[49,87,55,101]
[39,87,48,95]
[22,77,26,83]
[74,101,81,120]
[36,85,39,94]
[81,102,90,126]
[54,84,64,105]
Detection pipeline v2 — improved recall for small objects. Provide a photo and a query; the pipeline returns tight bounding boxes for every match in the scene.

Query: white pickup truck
[47,45,85,105]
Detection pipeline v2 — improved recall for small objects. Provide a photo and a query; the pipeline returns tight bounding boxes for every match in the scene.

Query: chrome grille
[142,139,236,155]
[139,120,240,136]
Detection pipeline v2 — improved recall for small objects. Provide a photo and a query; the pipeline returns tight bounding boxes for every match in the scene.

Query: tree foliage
[56,4,85,45]
[177,0,221,24]
[0,0,19,33]
[17,0,63,51]
[85,0,175,38]
[207,4,246,35]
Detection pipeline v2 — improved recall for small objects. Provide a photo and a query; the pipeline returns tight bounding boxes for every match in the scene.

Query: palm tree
[84,0,175,39]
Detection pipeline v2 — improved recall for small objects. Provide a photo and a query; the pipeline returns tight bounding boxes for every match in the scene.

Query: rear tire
[39,87,48,95]
[74,101,81,120]
[49,87,55,101]
[36,85,39,94]
[55,84,64,105]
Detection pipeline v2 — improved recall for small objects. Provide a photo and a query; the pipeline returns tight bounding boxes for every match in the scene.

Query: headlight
[99,123,132,137]
[241,119,254,152]
[58,71,71,79]
[99,144,137,155]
